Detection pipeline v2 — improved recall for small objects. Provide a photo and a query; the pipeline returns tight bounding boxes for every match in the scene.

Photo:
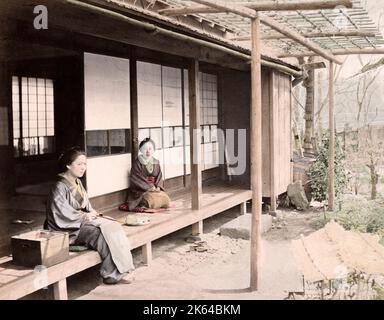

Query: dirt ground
[47,206,322,300]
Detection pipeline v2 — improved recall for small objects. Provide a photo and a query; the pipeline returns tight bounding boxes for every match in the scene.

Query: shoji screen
[137,61,165,176]
[183,70,219,173]
[137,62,185,180]
[162,66,184,179]
[84,53,131,197]
[200,72,219,170]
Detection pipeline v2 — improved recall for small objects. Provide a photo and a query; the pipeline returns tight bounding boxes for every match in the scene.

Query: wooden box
[11,230,69,268]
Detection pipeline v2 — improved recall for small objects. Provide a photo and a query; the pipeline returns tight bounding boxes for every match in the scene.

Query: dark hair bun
[139,138,156,150]
[58,146,85,173]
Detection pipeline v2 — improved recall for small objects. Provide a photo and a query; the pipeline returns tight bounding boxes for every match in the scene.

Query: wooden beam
[259,14,343,64]
[60,0,251,70]
[188,59,202,210]
[250,15,263,292]
[159,0,353,16]
[327,61,335,211]
[231,31,377,41]
[190,0,256,19]
[130,56,139,159]
[264,30,377,40]
[279,48,384,58]
[262,60,303,78]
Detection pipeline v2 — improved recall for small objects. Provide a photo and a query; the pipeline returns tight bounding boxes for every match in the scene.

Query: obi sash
[146,176,155,184]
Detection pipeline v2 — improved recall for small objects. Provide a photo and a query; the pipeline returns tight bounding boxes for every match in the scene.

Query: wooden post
[250,15,263,291]
[303,57,315,154]
[317,70,323,144]
[142,242,152,265]
[130,57,139,159]
[192,220,203,235]
[0,59,14,197]
[188,59,202,210]
[327,61,335,211]
[269,71,278,214]
[240,202,247,215]
[292,86,304,157]
[53,279,68,300]
[290,78,294,183]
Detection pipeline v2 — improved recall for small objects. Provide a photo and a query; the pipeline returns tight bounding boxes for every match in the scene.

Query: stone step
[220,213,273,240]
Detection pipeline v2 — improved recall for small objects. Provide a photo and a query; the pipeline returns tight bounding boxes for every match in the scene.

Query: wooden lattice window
[12,76,55,157]
[86,129,131,157]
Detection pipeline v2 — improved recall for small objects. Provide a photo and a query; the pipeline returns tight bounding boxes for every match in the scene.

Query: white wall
[87,154,131,198]
[84,53,130,130]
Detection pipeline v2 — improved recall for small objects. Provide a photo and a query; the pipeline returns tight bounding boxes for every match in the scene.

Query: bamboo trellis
[105,0,384,57]
[162,0,384,55]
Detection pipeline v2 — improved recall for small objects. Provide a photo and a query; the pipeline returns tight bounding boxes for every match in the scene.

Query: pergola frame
[158,0,354,16]
[177,0,384,291]
[152,0,384,55]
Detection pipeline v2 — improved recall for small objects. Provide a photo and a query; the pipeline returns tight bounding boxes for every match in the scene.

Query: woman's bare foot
[119,273,135,284]
[103,273,135,285]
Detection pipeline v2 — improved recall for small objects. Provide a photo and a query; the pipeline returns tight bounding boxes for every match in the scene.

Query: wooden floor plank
[0,251,100,299]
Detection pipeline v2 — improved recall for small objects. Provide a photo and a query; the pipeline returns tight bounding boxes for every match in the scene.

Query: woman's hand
[149,186,161,192]
[83,211,98,222]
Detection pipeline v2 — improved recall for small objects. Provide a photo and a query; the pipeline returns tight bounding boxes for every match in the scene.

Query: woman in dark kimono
[123,138,170,211]
[45,147,135,285]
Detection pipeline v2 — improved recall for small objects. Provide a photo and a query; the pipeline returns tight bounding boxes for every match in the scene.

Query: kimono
[45,173,134,283]
[126,156,169,210]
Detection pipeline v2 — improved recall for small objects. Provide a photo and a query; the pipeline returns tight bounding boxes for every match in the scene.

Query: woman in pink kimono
[123,138,170,212]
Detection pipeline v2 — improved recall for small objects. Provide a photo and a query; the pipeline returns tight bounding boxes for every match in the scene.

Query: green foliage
[318,196,384,244]
[307,134,348,202]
